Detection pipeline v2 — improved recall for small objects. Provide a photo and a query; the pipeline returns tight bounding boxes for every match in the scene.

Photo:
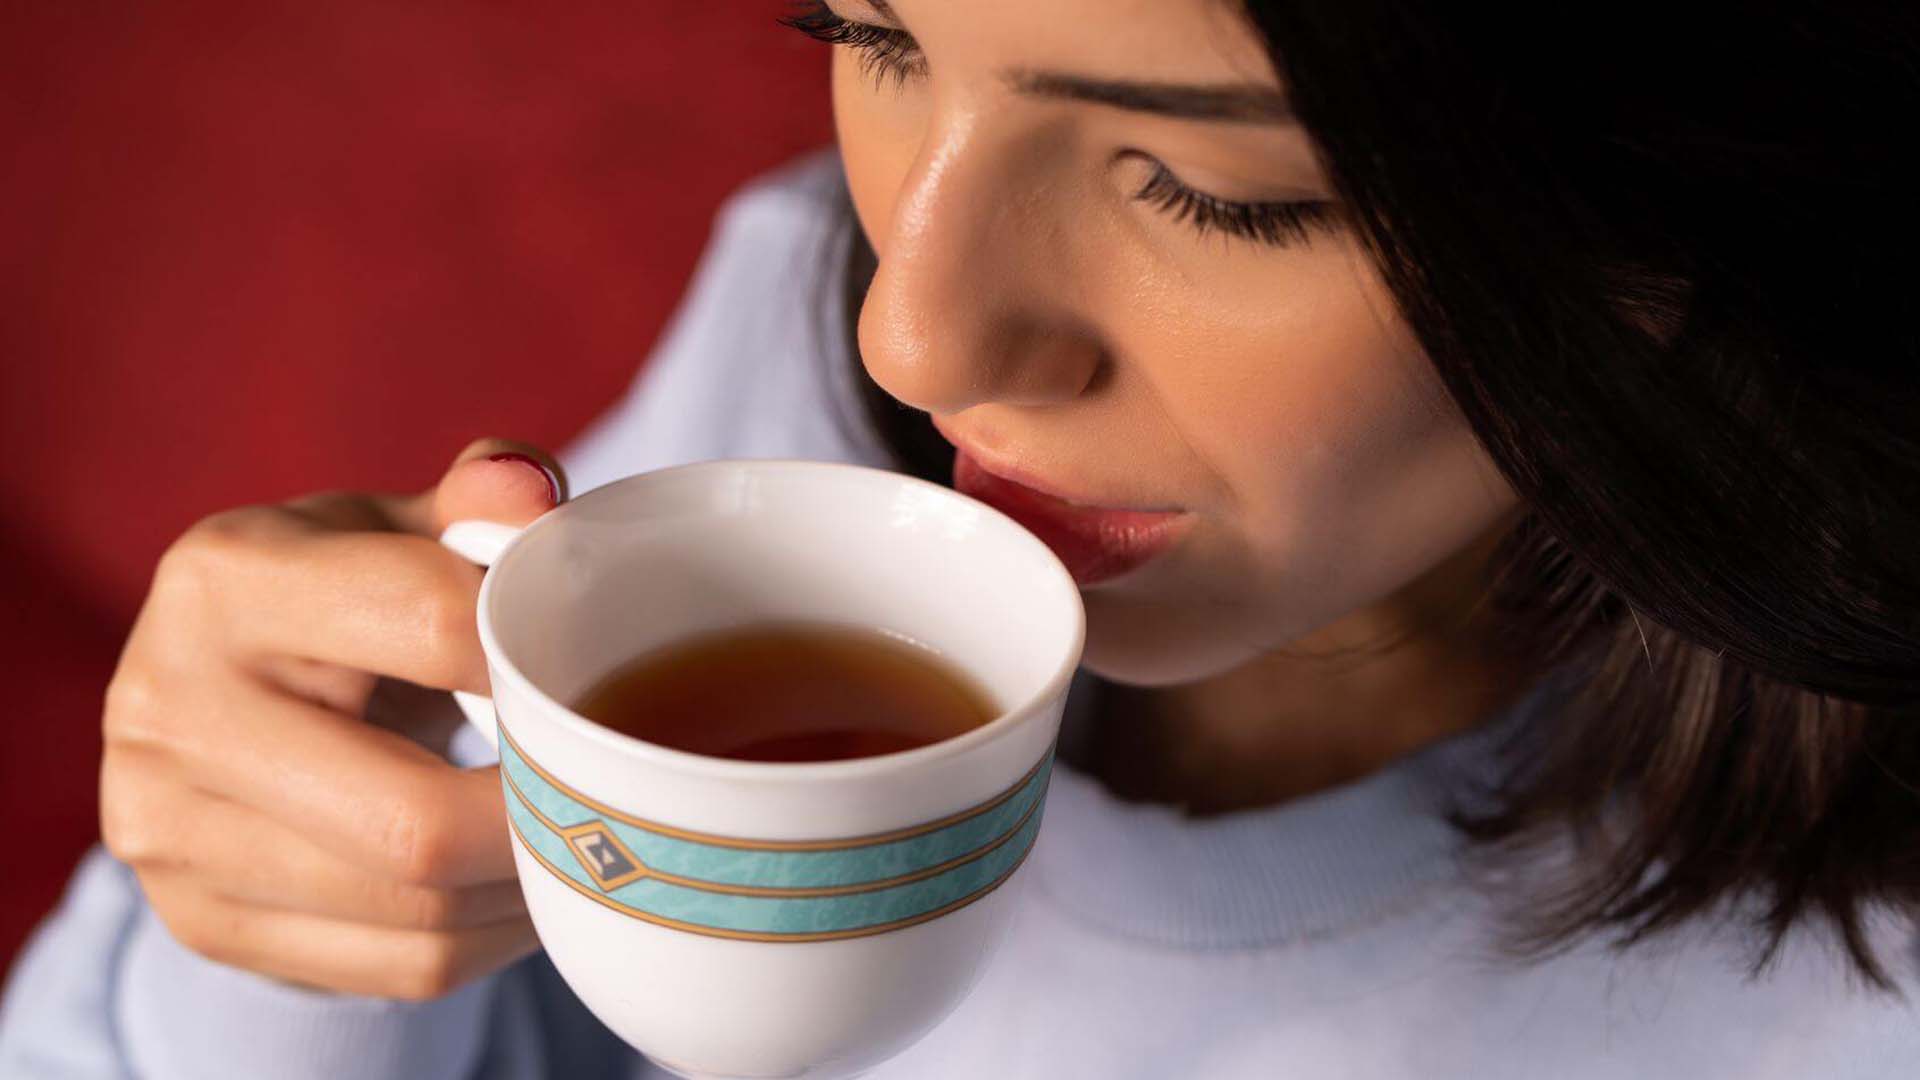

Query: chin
[1075,586,1273,688]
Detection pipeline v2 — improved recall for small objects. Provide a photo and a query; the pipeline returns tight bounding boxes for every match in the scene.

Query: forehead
[877,0,1278,88]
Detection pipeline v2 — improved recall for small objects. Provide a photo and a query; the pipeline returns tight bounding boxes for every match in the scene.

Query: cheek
[1144,246,1449,511]
[1139,245,1515,631]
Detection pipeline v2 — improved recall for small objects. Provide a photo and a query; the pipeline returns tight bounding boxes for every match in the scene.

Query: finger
[223,528,494,694]
[383,437,568,538]
[277,439,566,539]
[178,443,565,693]
[145,877,539,1001]
[135,672,517,886]
[255,654,378,718]
[140,785,525,930]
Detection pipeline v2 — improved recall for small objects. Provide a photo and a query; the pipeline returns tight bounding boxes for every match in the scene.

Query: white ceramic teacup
[439,460,1084,1079]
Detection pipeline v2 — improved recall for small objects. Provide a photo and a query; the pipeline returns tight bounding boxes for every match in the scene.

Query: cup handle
[438,519,523,751]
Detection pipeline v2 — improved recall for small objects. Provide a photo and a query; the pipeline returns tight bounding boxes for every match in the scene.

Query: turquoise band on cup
[498,723,1054,942]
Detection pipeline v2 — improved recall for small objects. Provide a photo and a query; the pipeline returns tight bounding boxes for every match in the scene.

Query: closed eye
[1130,156,1339,249]
[781,2,926,89]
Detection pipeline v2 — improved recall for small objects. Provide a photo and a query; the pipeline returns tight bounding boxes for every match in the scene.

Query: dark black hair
[840,5,1920,987]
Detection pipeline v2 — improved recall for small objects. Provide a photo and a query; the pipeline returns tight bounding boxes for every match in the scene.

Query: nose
[856,120,1103,416]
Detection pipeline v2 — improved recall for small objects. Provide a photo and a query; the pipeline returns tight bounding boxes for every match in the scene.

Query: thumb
[411,438,568,536]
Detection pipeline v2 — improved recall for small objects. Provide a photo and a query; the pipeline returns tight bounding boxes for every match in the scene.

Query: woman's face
[823,0,1519,686]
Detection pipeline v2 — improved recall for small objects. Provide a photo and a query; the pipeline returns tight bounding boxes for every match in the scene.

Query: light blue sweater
[4,152,1915,1079]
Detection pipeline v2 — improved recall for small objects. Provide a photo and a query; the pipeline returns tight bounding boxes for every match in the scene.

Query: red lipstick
[948,447,1190,587]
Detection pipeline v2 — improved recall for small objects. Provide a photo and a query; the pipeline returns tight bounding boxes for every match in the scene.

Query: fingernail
[487,453,561,506]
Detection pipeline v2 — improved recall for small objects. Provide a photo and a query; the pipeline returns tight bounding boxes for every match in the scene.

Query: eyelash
[782,1,1334,249]
[1130,160,1336,248]
[780,3,926,88]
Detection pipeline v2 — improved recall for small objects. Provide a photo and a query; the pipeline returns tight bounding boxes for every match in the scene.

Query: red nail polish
[488,452,561,505]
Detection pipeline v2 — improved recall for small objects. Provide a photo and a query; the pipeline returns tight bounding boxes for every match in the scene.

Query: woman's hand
[100,439,566,1000]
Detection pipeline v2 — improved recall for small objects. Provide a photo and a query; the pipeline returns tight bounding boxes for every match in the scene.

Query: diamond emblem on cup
[562,822,648,891]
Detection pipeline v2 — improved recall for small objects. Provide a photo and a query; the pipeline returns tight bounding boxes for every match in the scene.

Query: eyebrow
[859,1,1294,125]
[1006,71,1294,124]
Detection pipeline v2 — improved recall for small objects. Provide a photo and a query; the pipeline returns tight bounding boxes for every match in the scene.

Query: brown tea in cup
[573,622,998,763]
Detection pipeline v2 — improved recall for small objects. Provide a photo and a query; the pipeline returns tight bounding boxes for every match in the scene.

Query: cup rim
[473,458,1087,782]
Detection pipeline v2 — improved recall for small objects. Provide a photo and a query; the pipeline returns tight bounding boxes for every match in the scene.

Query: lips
[947,445,1191,587]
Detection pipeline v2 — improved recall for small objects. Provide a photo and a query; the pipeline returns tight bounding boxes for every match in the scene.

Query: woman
[3,1,1915,1076]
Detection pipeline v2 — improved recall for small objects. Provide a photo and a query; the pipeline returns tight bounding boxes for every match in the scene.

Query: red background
[0,2,833,971]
